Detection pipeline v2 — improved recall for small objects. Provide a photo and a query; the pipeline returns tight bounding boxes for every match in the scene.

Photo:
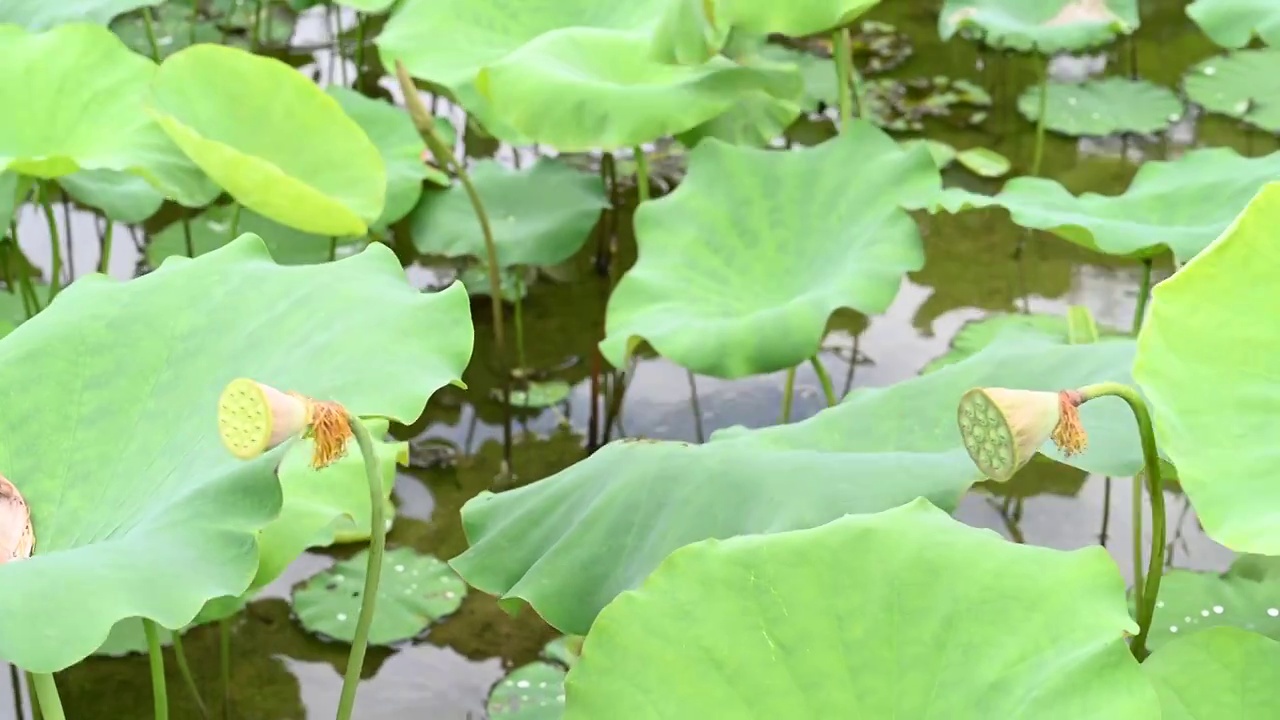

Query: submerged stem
[29,674,63,720]
[37,184,62,298]
[1077,382,1166,661]
[1132,258,1153,334]
[634,145,650,202]
[335,417,388,720]
[219,618,231,720]
[810,354,838,407]
[779,366,796,423]
[833,27,854,127]
[170,633,210,719]
[143,619,169,720]
[1032,57,1048,176]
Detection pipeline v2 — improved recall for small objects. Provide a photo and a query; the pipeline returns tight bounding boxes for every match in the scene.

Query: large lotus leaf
[59,170,164,223]
[149,44,386,236]
[326,87,430,229]
[944,148,1280,263]
[0,23,218,206]
[1187,0,1280,49]
[1134,182,1280,554]
[651,0,880,64]
[719,334,1143,477]
[921,311,1122,374]
[146,205,365,267]
[938,0,1139,52]
[1143,628,1280,719]
[451,434,977,637]
[1018,78,1183,136]
[409,159,608,267]
[0,233,473,672]
[0,0,160,30]
[600,124,938,378]
[1184,50,1280,134]
[564,499,1155,719]
[1146,555,1280,654]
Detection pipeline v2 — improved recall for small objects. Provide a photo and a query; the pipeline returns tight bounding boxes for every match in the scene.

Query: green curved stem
[809,355,838,407]
[833,27,854,127]
[30,674,63,720]
[98,218,114,275]
[779,366,796,423]
[1077,382,1166,661]
[37,184,62,298]
[1132,258,1153,334]
[141,7,162,61]
[634,145,650,202]
[143,619,169,720]
[1032,57,1048,176]
[335,416,388,720]
[170,633,210,719]
[1132,471,1145,612]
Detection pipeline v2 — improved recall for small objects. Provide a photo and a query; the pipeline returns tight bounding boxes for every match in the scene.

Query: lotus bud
[0,474,34,563]
[958,387,1088,482]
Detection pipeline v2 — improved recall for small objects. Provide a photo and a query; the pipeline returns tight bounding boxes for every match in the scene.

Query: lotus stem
[687,370,705,443]
[328,237,337,262]
[37,184,61,299]
[7,222,40,317]
[251,0,263,52]
[842,335,860,397]
[143,619,170,720]
[1032,57,1048,176]
[1099,476,1112,546]
[833,27,854,127]
[227,204,241,244]
[182,217,195,259]
[1076,382,1166,661]
[189,0,197,45]
[141,7,162,61]
[335,416,387,720]
[634,145,650,202]
[809,354,838,407]
[9,664,24,720]
[354,13,365,80]
[1131,470,1144,611]
[514,271,527,372]
[1132,258,1153,334]
[29,674,63,720]
[60,200,74,281]
[219,618,231,719]
[170,633,210,719]
[780,366,796,423]
[97,217,114,275]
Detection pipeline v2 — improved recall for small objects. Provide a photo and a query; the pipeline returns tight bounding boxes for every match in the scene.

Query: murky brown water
[5,0,1276,717]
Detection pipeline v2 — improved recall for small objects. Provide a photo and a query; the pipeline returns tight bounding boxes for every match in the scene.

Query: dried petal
[305,399,353,470]
[0,474,33,563]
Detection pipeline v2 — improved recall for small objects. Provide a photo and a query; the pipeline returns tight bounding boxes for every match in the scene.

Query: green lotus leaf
[1146,555,1280,654]
[675,91,802,148]
[334,0,398,11]
[254,419,408,587]
[564,499,1155,719]
[0,0,160,30]
[902,138,958,168]
[651,0,881,64]
[112,1,297,58]
[944,148,1280,262]
[1184,49,1280,133]
[1018,78,1183,136]
[460,264,528,302]
[1143,627,1280,719]
[59,169,164,223]
[410,159,607,268]
[451,429,977,637]
[757,44,838,113]
[293,546,467,645]
[922,310,1121,374]
[955,146,1010,177]
[326,87,431,228]
[499,379,572,409]
[150,44,386,235]
[146,205,365,267]
[729,333,1142,477]
[1187,0,1280,49]
[1134,182,1280,554]
[487,636,579,719]
[599,124,938,378]
[939,0,1140,53]
[0,233,472,673]
[0,23,218,206]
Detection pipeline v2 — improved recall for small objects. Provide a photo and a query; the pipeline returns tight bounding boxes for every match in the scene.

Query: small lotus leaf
[410,159,607,268]
[1183,49,1280,133]
[564,499,1156,719]
[292,547,467,645]
[600,124,937,378]
[150,44,386,235]
[1018,78,1183,136]
[955,146,1011,177]
[146,205,365,267]
[939,0,1140,53]
[488,661,566,719]
[59,169,164,223]
[902,139,958,168]
[1187,0,1280,49]
[0,234,472,673]
[326,87,432,228]
[1143,628,1280,719]
[651,0,881,64]
[939,148,1280,263]
[1134,182,1280,554]
[499,380,572,409]
[1146,555,1280,654]
[922,311,1121,374]
[460,264,528,302]
[0,0,160,30]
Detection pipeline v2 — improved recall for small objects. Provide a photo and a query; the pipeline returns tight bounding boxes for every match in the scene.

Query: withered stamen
[304,398,354,470]
[1052,390,1088,457]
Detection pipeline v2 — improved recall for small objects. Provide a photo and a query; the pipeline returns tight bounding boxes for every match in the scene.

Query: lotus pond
[2,0,1280,717]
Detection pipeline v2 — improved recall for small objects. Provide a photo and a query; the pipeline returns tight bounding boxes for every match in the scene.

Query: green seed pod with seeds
[217,378,309,460]
[957,387,1062,482]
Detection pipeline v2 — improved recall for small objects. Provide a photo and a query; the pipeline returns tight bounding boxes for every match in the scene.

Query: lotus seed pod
[217,378,308,459]
[0,474,33,563]
[957,387,1061,482]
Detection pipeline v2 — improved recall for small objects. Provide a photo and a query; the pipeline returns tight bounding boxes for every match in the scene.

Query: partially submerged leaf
[1183,49,1280,133]
[496,380,572,409]
[902,138,958,168]
[564,499,1156,719]
[939,0,1140,53]
[1187,0,1280,49]
[1135,182,1280,554]
[1143,628,1280,720]
[487,636,579,719]
[956,146,1011,177]
[1018,78,1183,136]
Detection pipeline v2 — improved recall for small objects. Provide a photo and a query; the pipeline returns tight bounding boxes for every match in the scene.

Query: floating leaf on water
[488,636,580,720]
[1018,78,1184,136]
[1135,182,1280,554]
[600,123,938,378]
[939,0,1141,53]
[494,379,573,409]
[563,499,1157,719]
[150,44,386,235]
[901,138,957,168]
[922,311,1121,374]
[769,20,914,76]
[458,264,529,303]
[955,146,1011,177]
[0,234,472,673]
[1187,0,1280,49]
[59,169,165,223]
[1145,554,1280,653]
[865,76,993,132]
[937,148,1280,263]
[146,205,365,267]
[292,546,468,645]
[1143,627,1280,719]
[0,0,161,30]
[0,475,33,563]
[410,159,608,268]
[1183,49,1280,133]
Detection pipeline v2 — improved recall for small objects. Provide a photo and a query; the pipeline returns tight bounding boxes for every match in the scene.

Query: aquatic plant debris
[0,474,33,563]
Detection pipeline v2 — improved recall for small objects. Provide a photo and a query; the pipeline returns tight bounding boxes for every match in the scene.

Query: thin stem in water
[335,417,388,720]
[141,7,162,61]
[143,619,169,720]
[1031,57,1049,177]
[37,185,62,298]
[809,354,838,407]
[182,217,196,259]
[170,633,210,719]
[227,204,241,243]
[9,664,25,720]
[634,145,650,202]
[833,27,854,127]
[1077,382,1166,661]
[29,674,63,720]
[1132,258,1153,334]
[779,366,796,423]
[1099,476,1112,547]
[514,271,527,371]
[687,369,705,443]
